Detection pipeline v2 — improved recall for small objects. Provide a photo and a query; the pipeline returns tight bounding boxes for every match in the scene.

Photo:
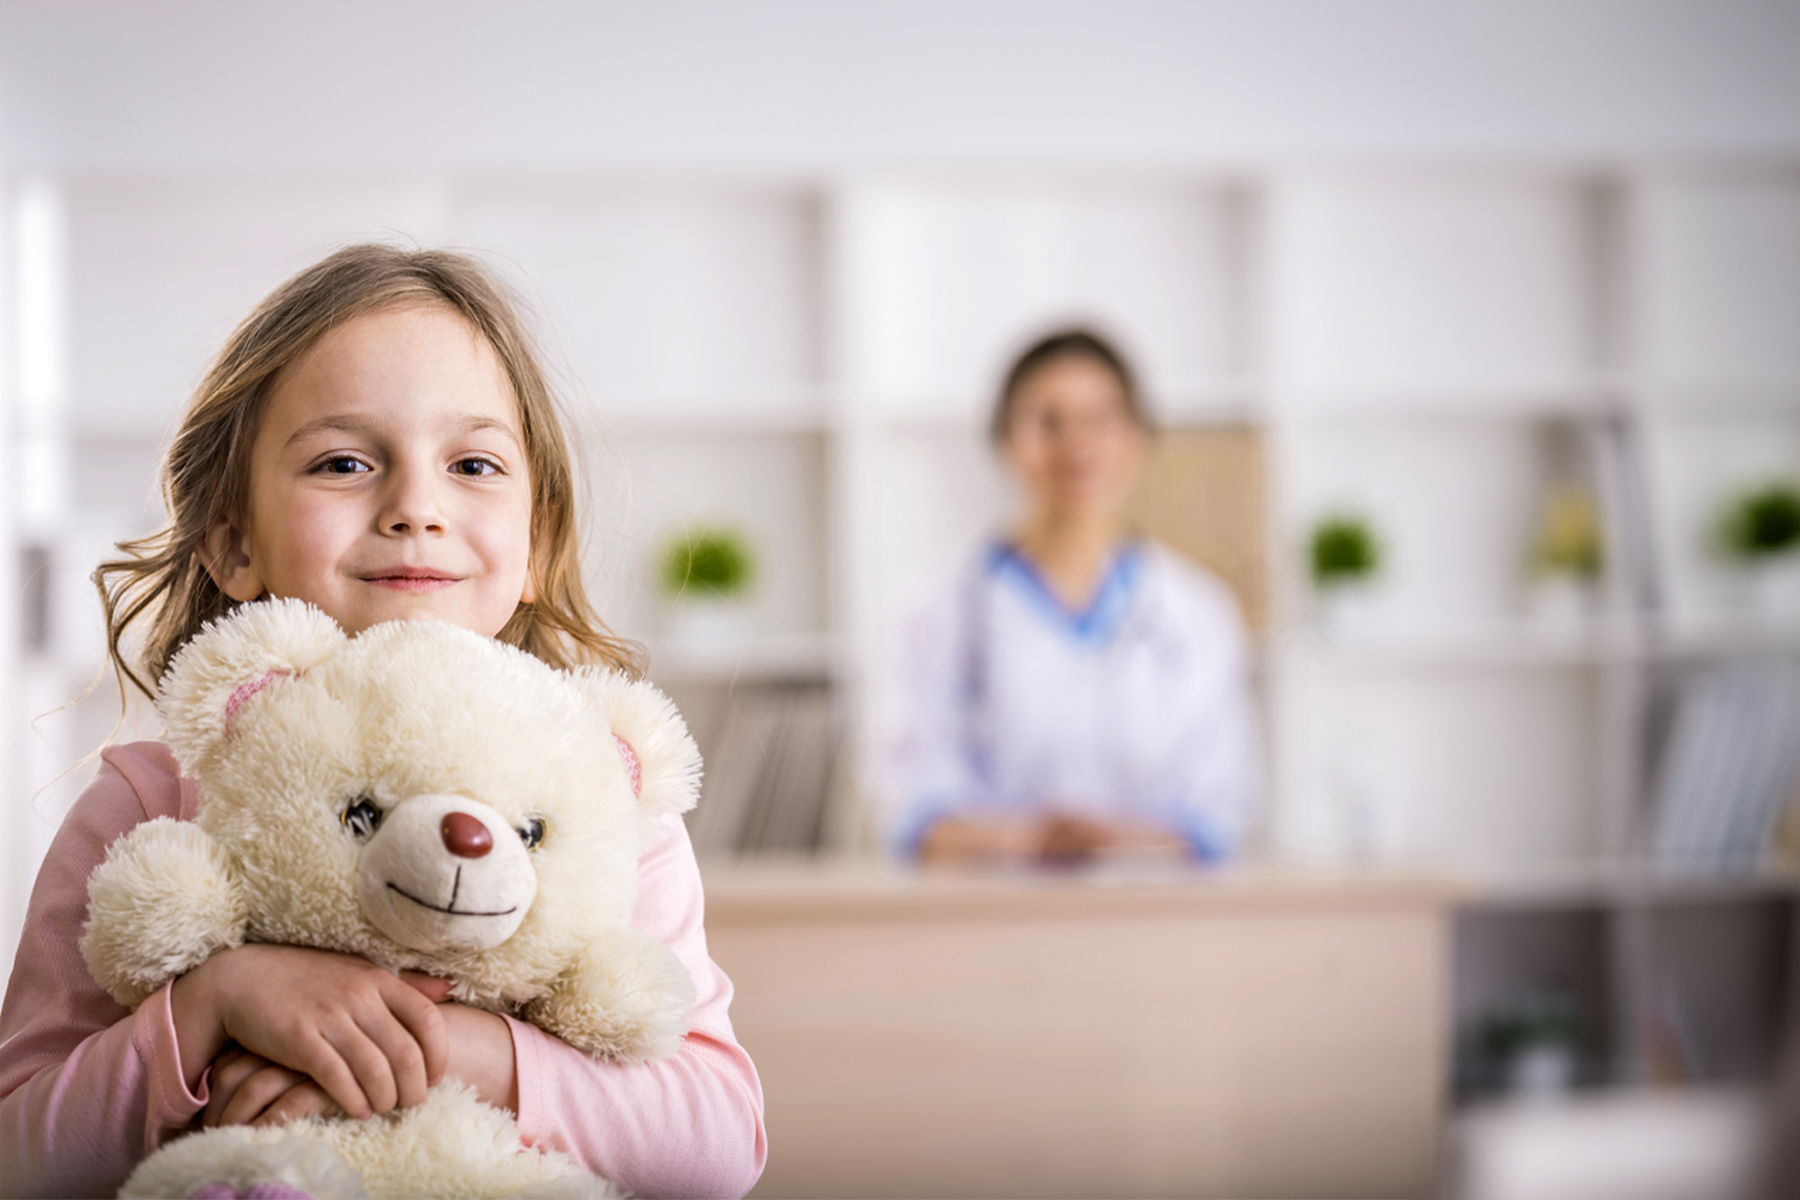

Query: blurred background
[3,2,1799,1197]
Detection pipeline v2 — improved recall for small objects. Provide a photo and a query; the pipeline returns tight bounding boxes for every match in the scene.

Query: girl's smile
[201,303,536,638]
[362,569,461,592]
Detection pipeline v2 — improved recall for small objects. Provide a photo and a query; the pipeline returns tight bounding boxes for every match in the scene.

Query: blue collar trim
[986,541,1144,645]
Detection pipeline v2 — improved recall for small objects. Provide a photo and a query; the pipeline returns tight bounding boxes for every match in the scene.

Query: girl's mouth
[363,570,460,592]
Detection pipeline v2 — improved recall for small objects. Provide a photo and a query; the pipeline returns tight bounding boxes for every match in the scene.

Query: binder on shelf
[1650,658,1800,873]
[685,683,838,856]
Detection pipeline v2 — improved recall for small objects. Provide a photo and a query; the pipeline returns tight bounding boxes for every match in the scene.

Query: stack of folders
[1651,657,1800,873]
[685,682,838,856]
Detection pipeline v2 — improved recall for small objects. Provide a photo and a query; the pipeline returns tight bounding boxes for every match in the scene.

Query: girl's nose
[379,467,446,535]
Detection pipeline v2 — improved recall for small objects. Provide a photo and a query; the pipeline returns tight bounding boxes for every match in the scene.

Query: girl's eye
[451,457,501,477]
[341,797,383,839]
[518,818,546,850]
[317,456,371,476]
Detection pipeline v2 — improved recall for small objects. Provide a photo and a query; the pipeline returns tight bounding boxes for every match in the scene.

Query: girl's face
[1001,355,1146,524]
[203,303,535,639]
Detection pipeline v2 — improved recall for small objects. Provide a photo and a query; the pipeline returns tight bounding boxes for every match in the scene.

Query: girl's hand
[203,1045,338,1128]
[171,944,448,1121]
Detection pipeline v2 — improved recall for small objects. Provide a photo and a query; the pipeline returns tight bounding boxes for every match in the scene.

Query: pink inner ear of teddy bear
[224,670,291,736]
[613,734,641,798]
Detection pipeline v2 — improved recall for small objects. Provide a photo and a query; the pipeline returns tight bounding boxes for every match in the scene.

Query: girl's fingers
[214,1063,310,1128]
[251,1080,340,1129]
[399,970,454,1004]
[386,980,450,1087]
[202,1048,270,1127]
[354,1001,432,1111]
[321,1021,400,1116]
[293,1030,373,1121]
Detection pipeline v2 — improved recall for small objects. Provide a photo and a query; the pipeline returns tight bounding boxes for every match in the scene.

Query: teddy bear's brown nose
[441,811,494,859]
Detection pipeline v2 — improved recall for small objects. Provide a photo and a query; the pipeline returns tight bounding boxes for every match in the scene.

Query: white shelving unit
[8,162,1798,1095]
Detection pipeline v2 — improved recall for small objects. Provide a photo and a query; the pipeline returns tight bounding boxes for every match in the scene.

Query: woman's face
[1001,355,1146,524]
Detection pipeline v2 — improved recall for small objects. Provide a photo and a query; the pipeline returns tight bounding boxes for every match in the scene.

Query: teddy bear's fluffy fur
[80,599,703,1199]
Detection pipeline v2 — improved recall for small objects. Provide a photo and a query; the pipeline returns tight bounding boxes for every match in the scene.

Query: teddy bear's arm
[80,817,250,1008]
[521,926,698,1063]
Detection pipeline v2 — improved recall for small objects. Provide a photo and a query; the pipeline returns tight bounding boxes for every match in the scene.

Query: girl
[0,244,767,1198]
[880,329,1259,865]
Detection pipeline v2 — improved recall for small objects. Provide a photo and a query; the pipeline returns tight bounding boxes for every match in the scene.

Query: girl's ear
[158,598,348,778]
[200,518,266,603]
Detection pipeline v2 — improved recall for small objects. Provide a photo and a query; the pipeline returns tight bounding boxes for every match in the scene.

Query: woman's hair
[988,327,1153,444]
[95,242,644,702]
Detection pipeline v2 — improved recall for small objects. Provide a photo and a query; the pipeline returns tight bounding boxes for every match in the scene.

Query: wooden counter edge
[697,858,1467,925]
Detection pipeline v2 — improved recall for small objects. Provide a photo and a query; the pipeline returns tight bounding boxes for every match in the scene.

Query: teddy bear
[79,598,704,1199]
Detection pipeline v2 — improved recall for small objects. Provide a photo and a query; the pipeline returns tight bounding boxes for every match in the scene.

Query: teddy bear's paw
[119,1125,366,1200]
[82,817,248,1007]
[525,926,698,1062]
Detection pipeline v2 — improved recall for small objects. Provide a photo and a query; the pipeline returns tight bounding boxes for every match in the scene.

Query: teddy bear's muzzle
[354,794,538,953]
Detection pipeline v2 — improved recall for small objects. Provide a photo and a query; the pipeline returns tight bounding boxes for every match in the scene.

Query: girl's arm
[0,747,205,1198]
[503,814,766,1200]
[0,743,450,1193]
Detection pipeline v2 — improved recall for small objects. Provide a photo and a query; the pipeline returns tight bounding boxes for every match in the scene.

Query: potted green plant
[1718,482,1800,621]
[1309,514,1383,636]
[656,525,756,651]
[1475,992,1579,1098]
[1527,486,1605,631]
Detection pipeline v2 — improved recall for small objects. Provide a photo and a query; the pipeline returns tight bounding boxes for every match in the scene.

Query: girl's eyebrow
[283,414,523,449]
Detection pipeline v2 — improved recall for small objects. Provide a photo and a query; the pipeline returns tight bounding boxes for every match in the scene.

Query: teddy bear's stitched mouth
[386,878,519,918]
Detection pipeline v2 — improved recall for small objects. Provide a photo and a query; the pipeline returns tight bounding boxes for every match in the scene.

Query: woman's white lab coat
[877,539,1260,860]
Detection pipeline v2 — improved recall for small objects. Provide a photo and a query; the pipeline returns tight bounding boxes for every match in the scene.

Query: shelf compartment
[585,426,831,664]
[1282,420,1620,642]
[1629,896,1793,1085]
[838,179,1254,421]
[1272,175,1606,401]
[1634,171,1800,390]
[1277,666,1605,869]
[1452,905,1613,1099]
[454,180,825,415]
[1637,410,1800,633]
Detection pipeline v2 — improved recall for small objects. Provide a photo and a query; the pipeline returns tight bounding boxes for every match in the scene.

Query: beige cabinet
[704,864,1458,1199]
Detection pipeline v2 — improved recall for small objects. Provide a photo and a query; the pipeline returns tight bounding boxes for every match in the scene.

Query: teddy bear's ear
[572,668,703,824]
[157,597,347,775]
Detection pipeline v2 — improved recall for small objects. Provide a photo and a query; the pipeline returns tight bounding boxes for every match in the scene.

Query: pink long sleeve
[0,743,208,1199]
[506,815,767,1198]
[0,742,766,1199]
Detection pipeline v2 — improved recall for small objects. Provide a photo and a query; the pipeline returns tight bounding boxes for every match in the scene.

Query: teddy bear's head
[144,598,700,1023]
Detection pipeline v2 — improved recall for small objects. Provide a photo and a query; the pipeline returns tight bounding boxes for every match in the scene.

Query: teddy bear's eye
[341,797,383,839]
[518,818,546,850]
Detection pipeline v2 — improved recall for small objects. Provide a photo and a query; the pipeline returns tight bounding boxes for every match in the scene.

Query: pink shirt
[0,741,766,1199]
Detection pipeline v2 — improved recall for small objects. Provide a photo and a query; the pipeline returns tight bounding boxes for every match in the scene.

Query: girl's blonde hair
[96,242,643,701]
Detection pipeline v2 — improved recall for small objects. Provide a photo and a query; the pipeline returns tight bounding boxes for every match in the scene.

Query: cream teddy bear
[80,599,703,1199]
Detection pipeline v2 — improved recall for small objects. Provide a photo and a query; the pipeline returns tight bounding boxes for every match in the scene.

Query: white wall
[1,1,1798,174]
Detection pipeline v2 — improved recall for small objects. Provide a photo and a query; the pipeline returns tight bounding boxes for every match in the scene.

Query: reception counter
[700,859,1462,1199]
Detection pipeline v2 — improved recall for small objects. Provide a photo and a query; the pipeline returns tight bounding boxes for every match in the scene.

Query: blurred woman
[880,329,1258,866]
